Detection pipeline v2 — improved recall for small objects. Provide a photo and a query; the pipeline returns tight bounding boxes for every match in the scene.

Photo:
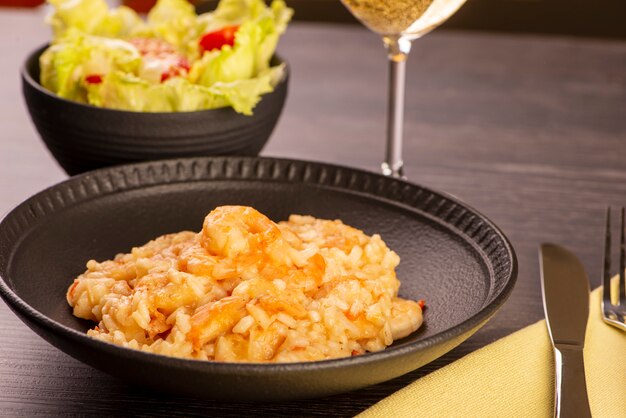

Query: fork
[602,206,626,331]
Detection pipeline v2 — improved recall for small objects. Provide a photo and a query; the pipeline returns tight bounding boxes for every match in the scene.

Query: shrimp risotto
[67,206,424,362]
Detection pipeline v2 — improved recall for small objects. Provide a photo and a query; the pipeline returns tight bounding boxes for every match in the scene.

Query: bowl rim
[22,43,290,116]
[0,156,518,375]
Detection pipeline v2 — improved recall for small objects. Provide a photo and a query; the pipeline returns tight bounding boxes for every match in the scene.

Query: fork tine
[601,207,626,331]
[603,207,612,305]
[617,206,626,305]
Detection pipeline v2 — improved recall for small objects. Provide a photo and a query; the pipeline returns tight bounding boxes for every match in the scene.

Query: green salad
[40,0,292,114]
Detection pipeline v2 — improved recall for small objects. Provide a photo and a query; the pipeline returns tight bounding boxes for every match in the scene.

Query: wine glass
[340,0,468,178]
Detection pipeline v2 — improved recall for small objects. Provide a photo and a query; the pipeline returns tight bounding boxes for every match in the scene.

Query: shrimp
[286,253,326,293]
[389,298,423,340]
[201,206,322,281]
[188,296,247,350]
[201,206,282,259]
[257,294,308,319]
[248,320,289,361]
[148,280,199,314]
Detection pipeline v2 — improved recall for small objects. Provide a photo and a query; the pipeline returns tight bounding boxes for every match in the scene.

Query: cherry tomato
[121,0,156,13]
[198,25,239,54]
[85,74,103,84]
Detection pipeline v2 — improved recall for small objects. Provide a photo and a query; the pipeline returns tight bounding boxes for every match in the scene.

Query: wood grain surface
[1,8,626,417]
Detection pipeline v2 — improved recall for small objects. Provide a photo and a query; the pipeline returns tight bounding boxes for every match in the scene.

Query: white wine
[341,0,467,40]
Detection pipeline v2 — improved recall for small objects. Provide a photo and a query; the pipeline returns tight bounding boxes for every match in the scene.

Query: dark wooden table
[1,7,626,417]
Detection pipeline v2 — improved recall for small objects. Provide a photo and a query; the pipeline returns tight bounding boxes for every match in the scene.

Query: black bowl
[21,45,289,176]
[0,157,517,401]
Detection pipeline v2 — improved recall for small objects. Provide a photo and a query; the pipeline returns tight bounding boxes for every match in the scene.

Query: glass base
[381,161,405,179]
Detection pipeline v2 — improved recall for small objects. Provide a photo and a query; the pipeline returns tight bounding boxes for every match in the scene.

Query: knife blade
[539,243,592,418]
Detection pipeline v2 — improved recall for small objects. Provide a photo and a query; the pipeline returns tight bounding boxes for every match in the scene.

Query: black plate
[0,157,517,401]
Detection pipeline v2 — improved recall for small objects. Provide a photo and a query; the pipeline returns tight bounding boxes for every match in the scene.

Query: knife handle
[553,345,592,418]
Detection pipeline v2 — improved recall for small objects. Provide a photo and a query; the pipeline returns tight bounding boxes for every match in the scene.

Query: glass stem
[382,37,411,179]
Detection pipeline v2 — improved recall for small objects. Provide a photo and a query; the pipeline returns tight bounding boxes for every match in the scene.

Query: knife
[539,243,592,418]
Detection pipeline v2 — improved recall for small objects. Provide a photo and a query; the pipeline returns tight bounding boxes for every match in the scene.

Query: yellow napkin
[358,286,626,418]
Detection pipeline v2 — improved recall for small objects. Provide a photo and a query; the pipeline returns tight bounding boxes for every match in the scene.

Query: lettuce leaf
[191,0,292,86]
[40,0,292,114]
[47,0,144,39]
[40,30,141,103]
[146,0,199,51]
[207,64,285,114]
[85,64,284,114]
[85,71,177,111]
